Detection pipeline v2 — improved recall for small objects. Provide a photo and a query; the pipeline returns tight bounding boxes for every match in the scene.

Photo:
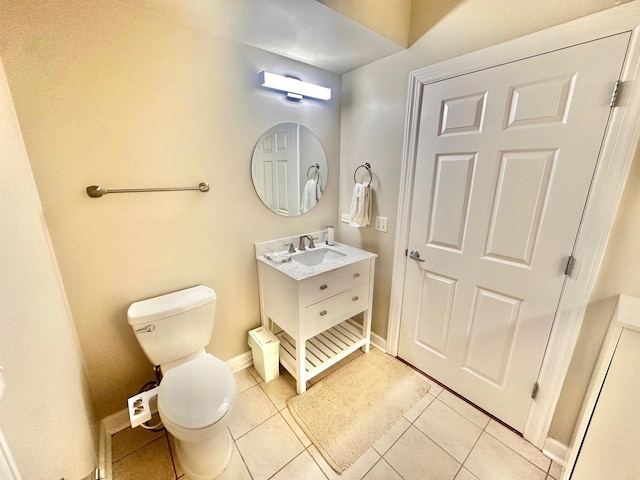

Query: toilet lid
[158,354,236,430]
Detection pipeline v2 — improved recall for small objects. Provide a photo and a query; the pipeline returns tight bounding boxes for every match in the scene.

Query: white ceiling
[120,0,405,74]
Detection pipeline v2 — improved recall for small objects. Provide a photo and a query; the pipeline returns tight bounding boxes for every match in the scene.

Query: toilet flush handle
[135,325,155,333]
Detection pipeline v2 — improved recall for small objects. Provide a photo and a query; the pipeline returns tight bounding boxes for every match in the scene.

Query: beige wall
[338,0,635,446]
[0,58,98,479]
[318,0,412,46]
[0,0,341,419]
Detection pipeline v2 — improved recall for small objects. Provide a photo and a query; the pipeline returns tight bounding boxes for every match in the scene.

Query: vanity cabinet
[256,244,376,393]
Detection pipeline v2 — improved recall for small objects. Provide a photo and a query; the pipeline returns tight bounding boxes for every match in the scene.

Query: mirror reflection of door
[251,123,328,216]
[253,123,299,216]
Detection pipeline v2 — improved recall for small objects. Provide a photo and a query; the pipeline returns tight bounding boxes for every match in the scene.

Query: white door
[252,123,300,215]
[398,34,629,432]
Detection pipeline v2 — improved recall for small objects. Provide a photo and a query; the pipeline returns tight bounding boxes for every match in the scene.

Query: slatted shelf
[277,320,367,384]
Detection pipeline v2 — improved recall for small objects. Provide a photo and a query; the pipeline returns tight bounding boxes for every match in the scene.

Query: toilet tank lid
[127,285,216,325]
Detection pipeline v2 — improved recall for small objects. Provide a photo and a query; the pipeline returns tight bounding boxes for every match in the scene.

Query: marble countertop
[256,241,377,281]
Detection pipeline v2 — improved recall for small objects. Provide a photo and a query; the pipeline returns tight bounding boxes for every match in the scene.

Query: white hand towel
[348,182,372,227]
[301,178,318,213]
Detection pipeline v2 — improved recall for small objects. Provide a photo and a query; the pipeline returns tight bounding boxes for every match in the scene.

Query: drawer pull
[320,284,328,290]
[319,310,328,316]
[353,273,360,278]
[352,296,359,302]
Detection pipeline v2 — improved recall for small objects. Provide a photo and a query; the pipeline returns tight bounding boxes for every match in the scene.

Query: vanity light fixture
[258,71,331,101]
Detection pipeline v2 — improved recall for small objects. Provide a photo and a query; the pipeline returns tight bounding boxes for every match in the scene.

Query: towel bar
[86,182,210,198]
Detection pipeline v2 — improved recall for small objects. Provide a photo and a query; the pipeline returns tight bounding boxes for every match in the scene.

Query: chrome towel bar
[86,182,210,198]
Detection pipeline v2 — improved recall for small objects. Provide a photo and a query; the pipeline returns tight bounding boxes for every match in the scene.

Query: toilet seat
[158,353,235,430]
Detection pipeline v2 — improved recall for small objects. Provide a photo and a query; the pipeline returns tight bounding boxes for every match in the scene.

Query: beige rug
[287,349,431,473]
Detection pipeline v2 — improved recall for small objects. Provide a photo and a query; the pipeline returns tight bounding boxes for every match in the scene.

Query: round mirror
[251,123,328,216]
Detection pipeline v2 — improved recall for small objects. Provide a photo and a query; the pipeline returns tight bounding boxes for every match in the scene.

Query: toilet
[127,285,236,480]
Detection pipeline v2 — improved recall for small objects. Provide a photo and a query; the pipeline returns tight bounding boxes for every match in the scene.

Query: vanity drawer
[303,283,370,336]
[299,260,370,306]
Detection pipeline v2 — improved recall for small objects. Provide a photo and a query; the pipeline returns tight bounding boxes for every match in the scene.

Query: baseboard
[345,318,387,352]
[370,330,387,352]
[227,350,253,373]
[542,437,569,466]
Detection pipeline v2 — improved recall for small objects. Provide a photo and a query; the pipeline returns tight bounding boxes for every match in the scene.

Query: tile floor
[111,351,564,480]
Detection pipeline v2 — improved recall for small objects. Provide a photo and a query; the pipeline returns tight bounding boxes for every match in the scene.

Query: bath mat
[287,349,430,473]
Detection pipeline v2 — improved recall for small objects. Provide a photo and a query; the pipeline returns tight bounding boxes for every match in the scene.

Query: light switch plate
[375,216,388,232]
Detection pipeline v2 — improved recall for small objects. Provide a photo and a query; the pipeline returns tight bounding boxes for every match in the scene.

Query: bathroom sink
[292,247,347,266]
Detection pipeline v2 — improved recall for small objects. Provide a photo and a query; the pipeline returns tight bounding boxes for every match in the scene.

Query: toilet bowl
[127,286,236,480]
[158,353,236,480]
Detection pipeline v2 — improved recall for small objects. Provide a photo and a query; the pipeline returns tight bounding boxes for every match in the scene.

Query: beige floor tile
[414,399,483,463]
[464,433,546,480]
[236,413,304,480]
[247,365,265,383]
[362,459,403,480]
[485,420,551,471]
[270,450,328,480]
[308,444,380,480]
[227,384,278,439]
[235,368,258,393]
[424,380,444,397]
[384,425,460,480]
[455,467,480,479]
[111,414,165,462]
[372,417,411,455]
[215,441,252,480]
[176,438,250,480]
[259,370,298,410]
[548,461,563,479]
[402,392,435,422]
[280,407,312,447]
[437,390,490,429]
[112,437,175,480]
[177,440,251,480]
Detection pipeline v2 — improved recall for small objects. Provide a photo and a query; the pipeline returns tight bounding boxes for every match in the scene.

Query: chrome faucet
[298,235,316,251]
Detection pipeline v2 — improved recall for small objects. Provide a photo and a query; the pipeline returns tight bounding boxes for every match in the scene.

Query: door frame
[387,3,640,448]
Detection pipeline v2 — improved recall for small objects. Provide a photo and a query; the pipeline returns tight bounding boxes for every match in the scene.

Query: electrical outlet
[127,386,159,428]
[341,213,350,223]
[375,216,388,232]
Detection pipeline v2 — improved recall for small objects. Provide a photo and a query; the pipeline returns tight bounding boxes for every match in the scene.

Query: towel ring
[307,164,320,181]
[353,163,372,183]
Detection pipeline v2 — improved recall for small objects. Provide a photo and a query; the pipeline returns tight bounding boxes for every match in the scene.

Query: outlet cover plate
[375,216,388,232]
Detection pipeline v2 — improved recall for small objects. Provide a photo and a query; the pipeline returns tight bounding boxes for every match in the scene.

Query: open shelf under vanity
[277,320,367,385]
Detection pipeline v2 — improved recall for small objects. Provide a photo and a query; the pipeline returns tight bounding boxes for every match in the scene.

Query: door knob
[409,250,426,263]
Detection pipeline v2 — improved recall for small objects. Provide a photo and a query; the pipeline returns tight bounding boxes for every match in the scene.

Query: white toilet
[127,285,236,480]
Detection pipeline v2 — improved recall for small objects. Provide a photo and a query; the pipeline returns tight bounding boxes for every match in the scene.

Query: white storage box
[248,327,280,382]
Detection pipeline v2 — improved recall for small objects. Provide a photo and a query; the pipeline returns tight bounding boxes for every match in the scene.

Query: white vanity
[256,233,376,393]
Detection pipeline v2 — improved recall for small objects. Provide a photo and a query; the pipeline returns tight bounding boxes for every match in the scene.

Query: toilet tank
[127,285,216,366]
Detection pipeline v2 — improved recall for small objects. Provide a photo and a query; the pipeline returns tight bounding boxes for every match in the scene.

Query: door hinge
[564,255,576,278]
[610,80,622,107]
[531,382,539,399]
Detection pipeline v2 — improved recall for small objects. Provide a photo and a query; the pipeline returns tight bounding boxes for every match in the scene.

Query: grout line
[232,435,255,480]
[163,434,179,480]
[482,426,551,474]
